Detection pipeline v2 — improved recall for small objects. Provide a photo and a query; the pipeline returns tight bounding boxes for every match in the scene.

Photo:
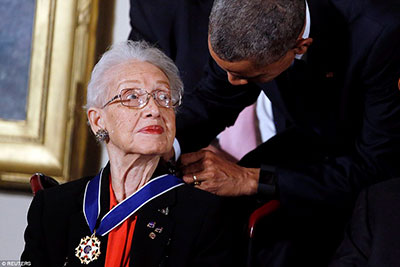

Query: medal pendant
[75,233,101,264]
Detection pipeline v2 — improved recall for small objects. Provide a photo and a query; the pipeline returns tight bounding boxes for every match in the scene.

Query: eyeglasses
[102,88,181,109]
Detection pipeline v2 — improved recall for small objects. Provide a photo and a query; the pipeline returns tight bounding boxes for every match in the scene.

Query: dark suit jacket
[171,0,400,265]
[177,0,400,217]
[329,178,400,267]
[129,0,400,265]
[21,164,233,267]
[129,0,213,91]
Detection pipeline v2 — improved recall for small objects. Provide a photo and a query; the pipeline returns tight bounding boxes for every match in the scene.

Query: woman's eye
[126,94,138,100]
[159,93,170,100]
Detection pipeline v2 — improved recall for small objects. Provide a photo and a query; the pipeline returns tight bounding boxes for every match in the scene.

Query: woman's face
[100,60,176,156]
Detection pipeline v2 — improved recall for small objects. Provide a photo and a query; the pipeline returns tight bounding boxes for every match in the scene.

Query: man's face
[208,39,296,85]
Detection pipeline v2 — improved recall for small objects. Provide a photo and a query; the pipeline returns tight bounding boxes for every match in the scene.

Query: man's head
[208,0,312,85]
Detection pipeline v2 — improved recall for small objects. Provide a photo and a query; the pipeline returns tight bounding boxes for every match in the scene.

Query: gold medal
[75,233,101,264]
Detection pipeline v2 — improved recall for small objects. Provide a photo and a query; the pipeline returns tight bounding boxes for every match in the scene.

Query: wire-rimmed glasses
[102,88,181,109]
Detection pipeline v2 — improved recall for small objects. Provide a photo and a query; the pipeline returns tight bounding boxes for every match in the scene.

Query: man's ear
[87,107,105,135]
[293,37,313,55]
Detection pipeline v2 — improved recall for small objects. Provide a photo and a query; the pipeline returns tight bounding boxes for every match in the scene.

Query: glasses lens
[120,88,147,107]
[155,90,173,107]
[118,88,181,108]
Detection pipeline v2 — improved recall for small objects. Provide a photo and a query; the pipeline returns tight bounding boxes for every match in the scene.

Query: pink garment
[218,103,260,161]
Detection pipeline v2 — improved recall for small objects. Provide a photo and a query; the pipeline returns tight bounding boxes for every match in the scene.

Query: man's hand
[180,149,259,196]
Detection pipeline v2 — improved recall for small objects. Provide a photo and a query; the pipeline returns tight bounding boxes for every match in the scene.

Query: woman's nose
[143,96,161,118]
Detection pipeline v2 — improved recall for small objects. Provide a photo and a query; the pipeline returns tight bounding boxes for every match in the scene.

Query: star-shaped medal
[75,233,101,264]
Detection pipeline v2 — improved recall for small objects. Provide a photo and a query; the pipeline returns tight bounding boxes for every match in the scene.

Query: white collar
[295,1,311,59]
[302,0,311,39]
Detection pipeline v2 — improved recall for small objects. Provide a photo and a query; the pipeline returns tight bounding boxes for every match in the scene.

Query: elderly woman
[21,41,233,267]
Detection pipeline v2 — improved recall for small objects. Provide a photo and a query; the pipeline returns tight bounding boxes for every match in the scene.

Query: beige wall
[0,0,129,260]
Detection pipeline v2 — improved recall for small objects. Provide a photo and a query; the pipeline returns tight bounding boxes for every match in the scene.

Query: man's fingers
[183,171,205,183]
[181,160,205,175]
[180,150,258,197]
[180,149,216,166]
[183,177,215,193]
[183,175,196,184]
[179,151,205,165]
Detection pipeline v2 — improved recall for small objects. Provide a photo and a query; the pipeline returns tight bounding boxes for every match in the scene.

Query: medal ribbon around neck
[83,168,184,236]
[76,169,183,264]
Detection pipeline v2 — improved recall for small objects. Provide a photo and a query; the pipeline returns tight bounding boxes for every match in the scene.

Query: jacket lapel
[259,80,294,133]
[130,188,177,267]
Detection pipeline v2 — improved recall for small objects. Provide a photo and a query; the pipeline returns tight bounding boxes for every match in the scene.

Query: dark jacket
[129,0,213,92]
[129,0,400,265]
[329,178,400,267]
[21,164,234,267]
[177,0,400,221]
[177,0,400,213]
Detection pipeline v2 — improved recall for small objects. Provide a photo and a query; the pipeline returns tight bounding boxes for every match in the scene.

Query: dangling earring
[95,129,109,142]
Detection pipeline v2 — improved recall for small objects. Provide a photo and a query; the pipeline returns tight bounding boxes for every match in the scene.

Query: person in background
[128,0,212,93]
[21,40,233,267]
[172,0,400,266]
[329,178,400,267]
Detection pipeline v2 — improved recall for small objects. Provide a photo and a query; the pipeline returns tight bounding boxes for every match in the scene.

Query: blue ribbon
[83,169,184,236]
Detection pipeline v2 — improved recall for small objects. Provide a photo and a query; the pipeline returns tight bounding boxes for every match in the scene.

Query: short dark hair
[209,0,305,65]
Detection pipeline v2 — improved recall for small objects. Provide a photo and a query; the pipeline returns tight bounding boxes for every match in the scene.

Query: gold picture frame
[0,0,100,190]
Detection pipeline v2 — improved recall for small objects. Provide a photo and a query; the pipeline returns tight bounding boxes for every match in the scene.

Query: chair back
[30,173,59,195]
[247,200,281,266]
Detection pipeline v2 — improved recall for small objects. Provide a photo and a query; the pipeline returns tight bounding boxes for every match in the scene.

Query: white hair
[85,40,183,109]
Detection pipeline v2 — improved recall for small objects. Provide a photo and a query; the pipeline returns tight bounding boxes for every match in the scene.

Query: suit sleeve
[21,190,49,267]
[275,19,400,219]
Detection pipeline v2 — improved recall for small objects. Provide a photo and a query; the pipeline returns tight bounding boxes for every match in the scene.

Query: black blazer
[176,0,400,218]
[21,164,234,267]
[329,178,400,267]
[129,0,213,92]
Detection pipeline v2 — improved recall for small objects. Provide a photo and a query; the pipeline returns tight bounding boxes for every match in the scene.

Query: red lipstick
[138,125,164,134]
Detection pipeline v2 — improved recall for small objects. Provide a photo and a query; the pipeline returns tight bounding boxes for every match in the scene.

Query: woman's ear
[87,107,105,135]
[293,37,313,56]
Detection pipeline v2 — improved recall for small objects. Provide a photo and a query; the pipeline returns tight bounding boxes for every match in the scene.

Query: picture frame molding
[0,0,99,190]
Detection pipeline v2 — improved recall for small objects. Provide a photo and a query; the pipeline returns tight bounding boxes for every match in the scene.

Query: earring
[95,129,109,142]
